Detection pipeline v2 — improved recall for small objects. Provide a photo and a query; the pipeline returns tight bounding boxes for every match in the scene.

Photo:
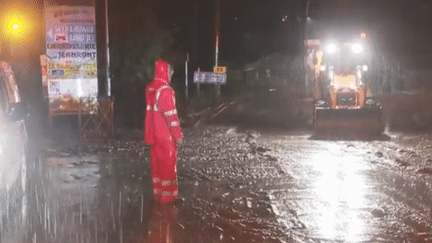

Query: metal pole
[303,0,311,97]
[214,0,221,103]
[43,0,53,129]
[215,0,220,68]
[78,99,82,139]
[185,53,189,106]
[197,67,201,95]
[304,0,310,43]
[105,0,111,97]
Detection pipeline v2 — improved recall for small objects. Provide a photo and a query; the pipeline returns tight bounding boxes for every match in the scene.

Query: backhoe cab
[312,38,384,135]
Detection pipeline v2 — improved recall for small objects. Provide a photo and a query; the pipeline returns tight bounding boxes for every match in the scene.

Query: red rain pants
[150,141,178,203]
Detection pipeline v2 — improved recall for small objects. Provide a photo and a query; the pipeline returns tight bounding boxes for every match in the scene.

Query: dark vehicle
[0,61,29,241]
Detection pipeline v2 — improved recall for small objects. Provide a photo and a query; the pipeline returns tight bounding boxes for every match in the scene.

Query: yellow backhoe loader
[312,39,384,135]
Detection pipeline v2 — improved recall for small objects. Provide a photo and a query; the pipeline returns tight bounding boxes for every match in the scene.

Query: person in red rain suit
[145,59,183,204]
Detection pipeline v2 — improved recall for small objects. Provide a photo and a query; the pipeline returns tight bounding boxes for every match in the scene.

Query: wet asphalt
[2,125,432,242]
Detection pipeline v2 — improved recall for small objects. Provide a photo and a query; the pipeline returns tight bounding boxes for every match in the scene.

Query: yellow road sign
[213,66,226,73]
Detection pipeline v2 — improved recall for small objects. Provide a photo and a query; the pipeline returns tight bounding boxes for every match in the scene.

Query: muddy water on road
[259,131,432,242]
[18,127,432,242]
[26,133,286,243]
[22,140,156,242]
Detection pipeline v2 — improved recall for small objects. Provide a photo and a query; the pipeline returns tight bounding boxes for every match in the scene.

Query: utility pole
[105,0,111,97]
[95,0,109,99]
[303,0,311,97]
[215,0,220,67]
[185,53,189,108]
[214,0,221,103]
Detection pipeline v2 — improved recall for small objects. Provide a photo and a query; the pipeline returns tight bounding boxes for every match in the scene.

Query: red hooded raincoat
[145,60,183,203]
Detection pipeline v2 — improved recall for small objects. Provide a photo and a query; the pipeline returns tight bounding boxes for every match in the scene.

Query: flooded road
[4,126,432,242]
[259,131,432,242]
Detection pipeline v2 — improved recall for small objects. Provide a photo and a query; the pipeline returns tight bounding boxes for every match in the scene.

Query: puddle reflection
[144,203,178,243]
[311,144,369,241]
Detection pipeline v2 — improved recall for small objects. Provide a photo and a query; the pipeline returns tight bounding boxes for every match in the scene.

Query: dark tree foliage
[109,1,175,129]
[110,5,173,90]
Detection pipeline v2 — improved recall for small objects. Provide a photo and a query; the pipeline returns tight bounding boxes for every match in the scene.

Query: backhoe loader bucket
[314,106,383,135]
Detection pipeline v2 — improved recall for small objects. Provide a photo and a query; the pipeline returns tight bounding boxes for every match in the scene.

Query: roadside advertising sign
[194,71,227,84]
[45,6,98,101]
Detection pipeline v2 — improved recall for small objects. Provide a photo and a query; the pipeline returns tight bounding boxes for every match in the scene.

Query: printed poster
[45,6,98,100]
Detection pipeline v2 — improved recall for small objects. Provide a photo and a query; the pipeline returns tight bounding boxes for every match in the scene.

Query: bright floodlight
[325,44,337,54]
[351,43,364,54]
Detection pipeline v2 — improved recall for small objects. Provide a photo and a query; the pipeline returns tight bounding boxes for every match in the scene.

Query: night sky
[140,0,432,69]
[1,0,432,70]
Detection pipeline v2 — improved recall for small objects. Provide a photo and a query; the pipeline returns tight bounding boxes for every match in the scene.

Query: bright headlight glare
[325,44,337,54]
[352,44,364,54]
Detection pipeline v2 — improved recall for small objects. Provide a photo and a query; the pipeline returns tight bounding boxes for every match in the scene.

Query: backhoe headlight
[351,43,364,54]
[325,43,337,54]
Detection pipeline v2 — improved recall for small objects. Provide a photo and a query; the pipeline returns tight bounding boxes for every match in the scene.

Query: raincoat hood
[154,59,171,84]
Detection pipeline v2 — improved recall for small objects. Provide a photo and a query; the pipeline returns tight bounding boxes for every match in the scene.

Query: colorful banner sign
[45,6,98,98]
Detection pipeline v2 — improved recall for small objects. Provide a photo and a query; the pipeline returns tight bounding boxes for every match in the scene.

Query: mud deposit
[2,125,432,242]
